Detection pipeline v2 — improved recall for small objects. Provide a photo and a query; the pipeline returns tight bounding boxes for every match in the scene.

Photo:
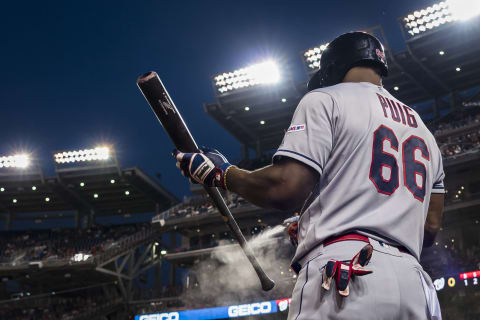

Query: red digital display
[459,270,480,280]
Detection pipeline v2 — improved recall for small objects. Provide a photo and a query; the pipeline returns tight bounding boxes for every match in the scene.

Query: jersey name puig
[376,93,418,128]
[369,93,430,202]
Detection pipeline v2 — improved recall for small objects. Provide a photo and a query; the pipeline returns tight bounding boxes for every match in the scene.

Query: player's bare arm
[225,159,318,211]
[423,193,444,247]
[173,148,318,211]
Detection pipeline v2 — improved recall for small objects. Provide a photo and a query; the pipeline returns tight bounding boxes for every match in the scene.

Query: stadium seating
[0,223,151,267]
[1,295,122,320]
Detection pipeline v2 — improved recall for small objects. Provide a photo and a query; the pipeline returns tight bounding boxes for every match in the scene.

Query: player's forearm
[226,166,300,211]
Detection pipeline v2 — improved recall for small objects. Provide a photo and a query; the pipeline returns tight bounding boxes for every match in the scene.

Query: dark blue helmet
[307,31,388,91]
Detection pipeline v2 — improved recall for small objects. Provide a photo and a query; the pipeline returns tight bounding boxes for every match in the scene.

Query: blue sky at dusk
[0,0,433,198]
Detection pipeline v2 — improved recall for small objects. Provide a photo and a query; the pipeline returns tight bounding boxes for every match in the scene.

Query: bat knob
[261,278,276,291]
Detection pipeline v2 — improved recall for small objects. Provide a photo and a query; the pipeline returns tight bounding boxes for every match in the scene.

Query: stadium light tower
[54,146,111,164]
[301,43,329,74]
[448,0,480,21]
[402,1,480,37]
[0,153,30,169]
[0,152,43,181]
[53,145,119,173]
[213,60,281,96]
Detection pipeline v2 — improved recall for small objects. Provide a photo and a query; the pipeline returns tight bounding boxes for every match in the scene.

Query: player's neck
[342,67,382,86]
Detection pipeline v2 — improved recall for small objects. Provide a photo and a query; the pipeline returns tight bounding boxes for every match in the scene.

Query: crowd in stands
[428,109,480,159]
[438,129,480,159]
[428,109,480,136]
[155,193,250,222]
[0,223,150,266]
[0,294,116,320]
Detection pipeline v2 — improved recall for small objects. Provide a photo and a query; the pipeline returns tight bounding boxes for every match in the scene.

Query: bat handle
[252,259,276,291]
[206,188,275,291]
[262,276,276,291]
[238,230,276,291]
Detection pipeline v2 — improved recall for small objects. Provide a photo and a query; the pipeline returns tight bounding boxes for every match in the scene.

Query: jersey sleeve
[273,91,338,175]
[431,145,445,194]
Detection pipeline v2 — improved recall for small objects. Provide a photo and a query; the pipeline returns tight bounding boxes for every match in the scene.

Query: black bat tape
[136,72,275,291]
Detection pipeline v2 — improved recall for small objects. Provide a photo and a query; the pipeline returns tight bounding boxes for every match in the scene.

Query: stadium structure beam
[94,234,165,303]
[12,214,73,221]
[131,243,153,275]
[123,168,178,208]
[95,266,131,281]
[208,102,258,142]
[134,259,162,280]
[53,177,96,228]
[49,178,94,213]
[397,18,451,94]
[0,200,13,230]
[118,252,132,274]
[5,212,12,231]
[127,252,134,301]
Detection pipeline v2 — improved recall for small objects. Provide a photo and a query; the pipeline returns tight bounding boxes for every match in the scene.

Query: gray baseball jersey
[273,82,445,263]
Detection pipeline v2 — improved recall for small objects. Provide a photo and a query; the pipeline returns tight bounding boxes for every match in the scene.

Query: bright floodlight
[302,43,329,70]
[403,1,480,37]
[448,0,480,20]
[213,60,280,94]
[0,154,30,169]
[54,146,110,164]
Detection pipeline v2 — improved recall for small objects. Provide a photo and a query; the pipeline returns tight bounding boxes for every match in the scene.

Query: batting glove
[173,147,233,189]
[283,216,299,247]
[321,244,373,297]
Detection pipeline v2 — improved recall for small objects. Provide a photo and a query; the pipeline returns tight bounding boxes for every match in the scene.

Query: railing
[94,227,155,265]
[152,198,255,225]
[0,228,156,271]
[434,118,480,139]
[443,145,480,159]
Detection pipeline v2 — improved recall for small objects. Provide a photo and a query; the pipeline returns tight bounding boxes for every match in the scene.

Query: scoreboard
[433,269,480,291]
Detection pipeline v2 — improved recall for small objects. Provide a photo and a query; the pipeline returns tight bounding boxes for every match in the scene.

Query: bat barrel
[137,71,157,83]
[137,72,275,291]
[137,71,199,153]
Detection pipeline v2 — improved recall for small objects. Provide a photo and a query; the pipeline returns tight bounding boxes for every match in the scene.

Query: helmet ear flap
[322,62,337,87]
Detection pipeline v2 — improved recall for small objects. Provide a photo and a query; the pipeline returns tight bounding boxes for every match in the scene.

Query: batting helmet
[307,32,388,91]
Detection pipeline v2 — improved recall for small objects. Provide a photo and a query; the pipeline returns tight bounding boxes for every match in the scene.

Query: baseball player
[173,32,444,320]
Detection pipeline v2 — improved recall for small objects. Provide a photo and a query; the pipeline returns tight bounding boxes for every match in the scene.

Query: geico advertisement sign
[228,301,272,317]
[139,313,179,320]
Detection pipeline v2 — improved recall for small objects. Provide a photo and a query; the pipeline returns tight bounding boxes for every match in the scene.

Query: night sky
[0,0,434,199]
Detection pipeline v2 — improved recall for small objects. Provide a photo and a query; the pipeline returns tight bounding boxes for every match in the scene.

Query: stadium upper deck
[0,145,178,230]
[205,7,480,154]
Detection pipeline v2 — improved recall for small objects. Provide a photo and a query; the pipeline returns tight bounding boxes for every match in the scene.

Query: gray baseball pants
[288,238,441,320]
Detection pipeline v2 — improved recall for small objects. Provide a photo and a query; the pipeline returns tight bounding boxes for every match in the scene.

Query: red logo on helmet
[376,48,385,62]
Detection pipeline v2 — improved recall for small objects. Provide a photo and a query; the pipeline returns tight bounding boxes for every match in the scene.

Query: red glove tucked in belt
[321,244,373,297]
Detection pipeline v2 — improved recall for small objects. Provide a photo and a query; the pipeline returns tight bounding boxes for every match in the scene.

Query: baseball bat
[136,71,275,291]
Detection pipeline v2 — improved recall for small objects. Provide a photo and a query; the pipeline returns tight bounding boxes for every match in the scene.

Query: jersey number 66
[369,125,430,202]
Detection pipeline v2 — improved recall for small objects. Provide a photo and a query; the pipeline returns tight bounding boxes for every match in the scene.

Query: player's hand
[172,147,233,189]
